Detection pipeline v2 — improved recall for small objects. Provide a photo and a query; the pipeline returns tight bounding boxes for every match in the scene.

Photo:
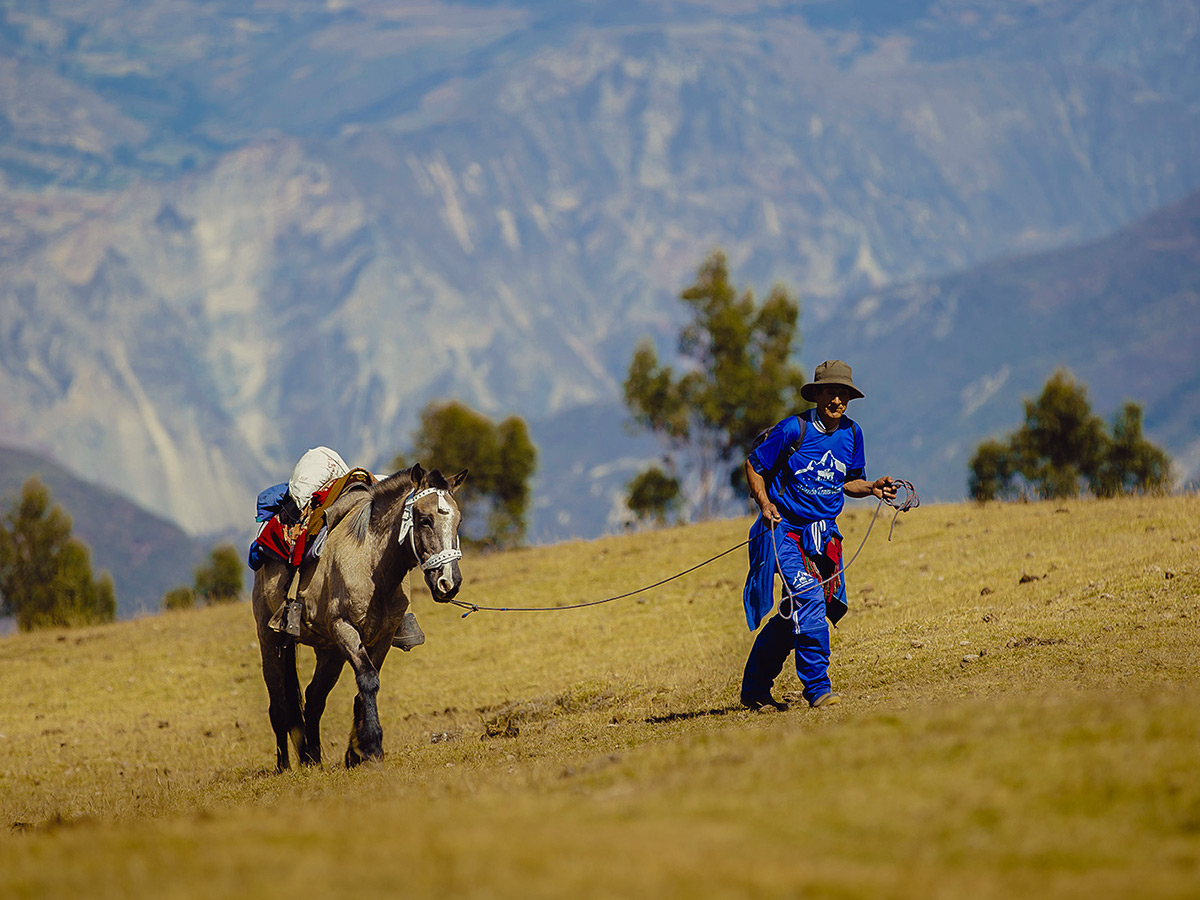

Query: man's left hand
[873,476,897,501]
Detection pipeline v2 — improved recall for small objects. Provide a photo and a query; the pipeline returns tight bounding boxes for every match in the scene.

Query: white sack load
[288,446,350,512]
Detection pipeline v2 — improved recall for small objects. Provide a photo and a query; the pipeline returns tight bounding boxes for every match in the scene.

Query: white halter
[398,488,463,571]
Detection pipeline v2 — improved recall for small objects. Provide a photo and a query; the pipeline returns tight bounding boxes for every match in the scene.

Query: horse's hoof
[344,747,382,769]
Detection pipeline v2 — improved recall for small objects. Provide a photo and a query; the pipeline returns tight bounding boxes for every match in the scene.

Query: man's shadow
[644,703,748,724]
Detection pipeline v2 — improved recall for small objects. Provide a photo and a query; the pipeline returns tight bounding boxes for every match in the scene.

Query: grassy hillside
[1,494,1198,899]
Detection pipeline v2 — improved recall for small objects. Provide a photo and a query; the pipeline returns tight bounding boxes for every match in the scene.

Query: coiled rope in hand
[772,479,920,603]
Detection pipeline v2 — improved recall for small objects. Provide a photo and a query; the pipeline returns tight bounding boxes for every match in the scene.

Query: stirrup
[283,599,303,637]
[268,599,304,637]
[392,611,425,651]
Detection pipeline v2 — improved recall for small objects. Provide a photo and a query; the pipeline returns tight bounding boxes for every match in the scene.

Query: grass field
[2,494,1198,899]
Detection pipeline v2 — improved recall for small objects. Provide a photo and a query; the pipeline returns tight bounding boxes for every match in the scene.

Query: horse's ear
[448,468,468,491]
[407,462,426,486]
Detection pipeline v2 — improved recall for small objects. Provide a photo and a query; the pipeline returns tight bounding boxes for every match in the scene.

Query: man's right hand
[760,500,782,524]
[745,459,782,525]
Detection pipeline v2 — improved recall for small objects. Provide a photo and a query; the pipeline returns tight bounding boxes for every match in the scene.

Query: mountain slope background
[835,186,1200,502]
[0,446,210,620]
[0,0,1198,546]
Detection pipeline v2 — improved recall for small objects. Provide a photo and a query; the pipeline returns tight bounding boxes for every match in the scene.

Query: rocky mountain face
[0,0,1197,544]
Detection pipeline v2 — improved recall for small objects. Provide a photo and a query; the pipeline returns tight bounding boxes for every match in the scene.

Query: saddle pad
[306,468,375,539]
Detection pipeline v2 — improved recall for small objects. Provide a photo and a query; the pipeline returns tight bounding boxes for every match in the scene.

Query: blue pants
[741,528,834,704]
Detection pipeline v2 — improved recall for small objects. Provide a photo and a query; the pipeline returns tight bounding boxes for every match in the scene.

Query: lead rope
[446,480,918,618]
[446,540,751,617]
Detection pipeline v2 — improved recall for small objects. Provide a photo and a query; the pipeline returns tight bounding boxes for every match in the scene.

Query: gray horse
[252,463,467,771]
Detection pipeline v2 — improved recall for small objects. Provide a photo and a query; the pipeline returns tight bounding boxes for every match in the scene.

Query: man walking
[741,359,896,710]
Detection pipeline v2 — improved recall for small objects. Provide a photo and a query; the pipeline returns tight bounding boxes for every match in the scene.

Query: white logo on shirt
[794,451,846,485]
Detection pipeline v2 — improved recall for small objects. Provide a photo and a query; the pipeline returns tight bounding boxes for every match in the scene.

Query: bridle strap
[398,488,463,571]
[419,546,463,570]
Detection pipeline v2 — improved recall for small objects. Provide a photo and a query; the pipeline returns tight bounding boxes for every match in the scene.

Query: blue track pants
[740,528,834,704]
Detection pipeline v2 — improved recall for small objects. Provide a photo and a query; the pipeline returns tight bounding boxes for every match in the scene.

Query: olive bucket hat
[800,359,865,402]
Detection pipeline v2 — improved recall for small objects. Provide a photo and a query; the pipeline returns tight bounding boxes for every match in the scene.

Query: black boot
[740,613,793,711]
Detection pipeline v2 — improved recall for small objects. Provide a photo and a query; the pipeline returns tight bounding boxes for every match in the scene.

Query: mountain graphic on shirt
[794,450,847,485]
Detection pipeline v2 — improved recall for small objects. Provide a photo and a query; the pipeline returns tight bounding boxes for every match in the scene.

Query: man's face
[813,384,850,421]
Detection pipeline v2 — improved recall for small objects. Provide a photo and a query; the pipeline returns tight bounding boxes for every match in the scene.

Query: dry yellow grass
[1,494,1198,899]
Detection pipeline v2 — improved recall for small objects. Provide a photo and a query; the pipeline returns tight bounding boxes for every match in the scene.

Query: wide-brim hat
[801,359,865,402]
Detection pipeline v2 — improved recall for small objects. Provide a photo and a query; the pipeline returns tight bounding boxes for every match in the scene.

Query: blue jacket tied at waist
[742,514,846,631]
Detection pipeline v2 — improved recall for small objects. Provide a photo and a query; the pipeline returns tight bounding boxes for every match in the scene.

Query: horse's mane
[369,469,418,508]
[334,468,458,546]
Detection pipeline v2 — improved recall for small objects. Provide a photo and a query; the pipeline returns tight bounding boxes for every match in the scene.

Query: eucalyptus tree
[624,250,807,520]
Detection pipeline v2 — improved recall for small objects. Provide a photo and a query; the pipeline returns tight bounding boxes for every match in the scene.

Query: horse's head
[405,463,468,602]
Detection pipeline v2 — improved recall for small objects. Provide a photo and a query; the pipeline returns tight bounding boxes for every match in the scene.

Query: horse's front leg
[329,618,383,767]
[301,650,345,767]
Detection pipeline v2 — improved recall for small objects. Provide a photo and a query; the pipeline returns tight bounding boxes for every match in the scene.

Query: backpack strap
[763,414,807,495]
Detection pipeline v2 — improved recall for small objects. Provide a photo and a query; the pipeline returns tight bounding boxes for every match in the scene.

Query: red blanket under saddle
[253,516,302,567]
[250,468,375,571]
[251,484,336,568]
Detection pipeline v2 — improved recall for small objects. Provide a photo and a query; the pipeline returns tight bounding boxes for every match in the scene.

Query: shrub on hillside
[161,586,196,611]
[193,544,244,604]
[626,465,682,527]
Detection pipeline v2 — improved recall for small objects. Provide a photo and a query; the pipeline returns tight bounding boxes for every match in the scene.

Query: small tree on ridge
[0,478,116,630]
[969,370,1171,501]
[394,400,537,549]
[194,544,244,604]
[623,250,807,520]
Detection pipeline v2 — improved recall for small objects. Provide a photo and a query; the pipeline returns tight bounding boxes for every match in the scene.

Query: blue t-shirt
[748,410,866,525]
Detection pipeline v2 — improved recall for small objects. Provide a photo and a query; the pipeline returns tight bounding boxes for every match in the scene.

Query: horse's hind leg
[301,651,345,766]
[259,632,307,772]
[280,639,308,763]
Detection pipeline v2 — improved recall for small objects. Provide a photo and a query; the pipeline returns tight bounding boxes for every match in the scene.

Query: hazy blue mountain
[825,187,1200,502]
[0,0,1197,542]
